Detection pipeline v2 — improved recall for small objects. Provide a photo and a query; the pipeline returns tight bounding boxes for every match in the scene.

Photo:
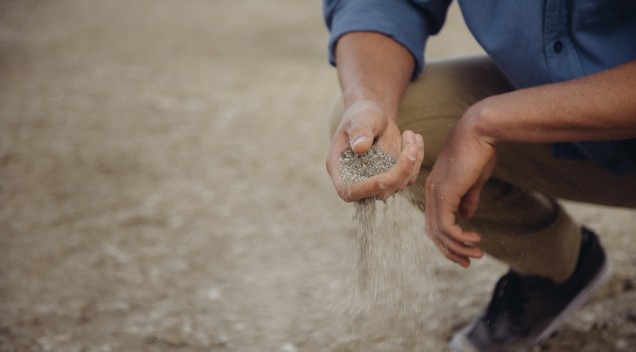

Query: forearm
[470,60,636,144]
[326,31,424,202]
[335,32,415,119]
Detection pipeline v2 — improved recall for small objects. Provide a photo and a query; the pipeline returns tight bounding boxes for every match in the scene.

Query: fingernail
[352,136,368,148]
[408,145,417,161]
[405,131,415,143]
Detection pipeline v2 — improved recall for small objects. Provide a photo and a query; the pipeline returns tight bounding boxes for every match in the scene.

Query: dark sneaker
[450,228,612,352]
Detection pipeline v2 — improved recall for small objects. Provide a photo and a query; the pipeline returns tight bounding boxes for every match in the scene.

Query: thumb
[349,132,373,154]
[344,101,384,154]
[347,115,375,154]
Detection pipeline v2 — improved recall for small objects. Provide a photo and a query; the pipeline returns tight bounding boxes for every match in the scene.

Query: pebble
[281,342,297,352]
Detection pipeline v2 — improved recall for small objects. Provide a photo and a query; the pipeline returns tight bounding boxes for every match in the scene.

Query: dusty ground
[1,1,636,351]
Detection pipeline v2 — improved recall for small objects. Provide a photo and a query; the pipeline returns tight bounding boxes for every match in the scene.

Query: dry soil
[1,1,636,351]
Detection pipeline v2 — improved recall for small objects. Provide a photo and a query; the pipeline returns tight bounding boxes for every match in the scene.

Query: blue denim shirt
[324,0,636,175]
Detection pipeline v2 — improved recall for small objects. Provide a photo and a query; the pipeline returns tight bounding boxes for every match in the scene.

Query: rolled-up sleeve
[323,0,451,78]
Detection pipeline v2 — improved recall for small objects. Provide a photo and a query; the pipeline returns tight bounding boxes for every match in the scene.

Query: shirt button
[553,40,564,53]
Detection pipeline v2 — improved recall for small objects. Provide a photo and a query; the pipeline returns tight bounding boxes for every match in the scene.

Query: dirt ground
[1,1,636,351]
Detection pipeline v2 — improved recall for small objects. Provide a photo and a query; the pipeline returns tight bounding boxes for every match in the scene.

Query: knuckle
[465,246,478,257]
[399,160,413,176]
[338,189,354,203]
[379,175,396,189]
[438,243,451,256]
[444,240,458,255]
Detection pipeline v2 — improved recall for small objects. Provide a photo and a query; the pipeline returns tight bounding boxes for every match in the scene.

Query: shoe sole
[449,258,613,352]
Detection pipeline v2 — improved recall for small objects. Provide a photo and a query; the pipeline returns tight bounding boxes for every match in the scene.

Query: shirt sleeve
[323,0,452,78]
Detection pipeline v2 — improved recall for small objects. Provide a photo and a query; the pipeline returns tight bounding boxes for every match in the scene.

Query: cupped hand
[326,100,424,202]
[424,115,497,267]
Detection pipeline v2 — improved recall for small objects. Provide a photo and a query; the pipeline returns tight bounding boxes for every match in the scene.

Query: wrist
[460,98,499,147]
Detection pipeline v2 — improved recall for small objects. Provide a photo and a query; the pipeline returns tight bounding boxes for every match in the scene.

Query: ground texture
[1,1,635,351]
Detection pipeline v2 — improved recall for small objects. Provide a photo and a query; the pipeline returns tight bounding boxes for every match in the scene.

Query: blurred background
[1,1,635,351]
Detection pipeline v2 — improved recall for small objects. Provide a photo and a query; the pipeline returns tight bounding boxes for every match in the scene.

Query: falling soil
[337,146,441,349]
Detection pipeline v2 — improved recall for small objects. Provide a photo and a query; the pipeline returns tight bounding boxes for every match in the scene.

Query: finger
[383,131,420,193]
[429,226,483,267]
[446,252,471,268]
[408,133,424,184]
[341,101,387,154]
[326,133,372,201]
[333,138,417,201]
[433,238,471,267]
[347,117,376,154]
[459,153,496,220]
[427,214,483,257]
[375,190,394,202]
[459,188,481,220]
[325,135,351,182]
[388,136,419,184]
[437,211,483,245]
[425,197,482,263]
[439,233,484,259]
[365,131,419,200]
[349,170,416,201]
[456,230,482,244]
[373,142,419,199]
[337,173,387,201]
[349,134,373,154]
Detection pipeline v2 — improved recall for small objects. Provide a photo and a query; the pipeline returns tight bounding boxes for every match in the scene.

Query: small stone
[281,342,297,352]
[208,288,221,301]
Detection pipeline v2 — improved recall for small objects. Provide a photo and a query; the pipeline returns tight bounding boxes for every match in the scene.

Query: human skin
[328,31,636,267]
[326,32,425,203]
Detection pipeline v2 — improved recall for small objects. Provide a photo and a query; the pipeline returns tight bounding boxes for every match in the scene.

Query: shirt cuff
[324,0,431,79]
